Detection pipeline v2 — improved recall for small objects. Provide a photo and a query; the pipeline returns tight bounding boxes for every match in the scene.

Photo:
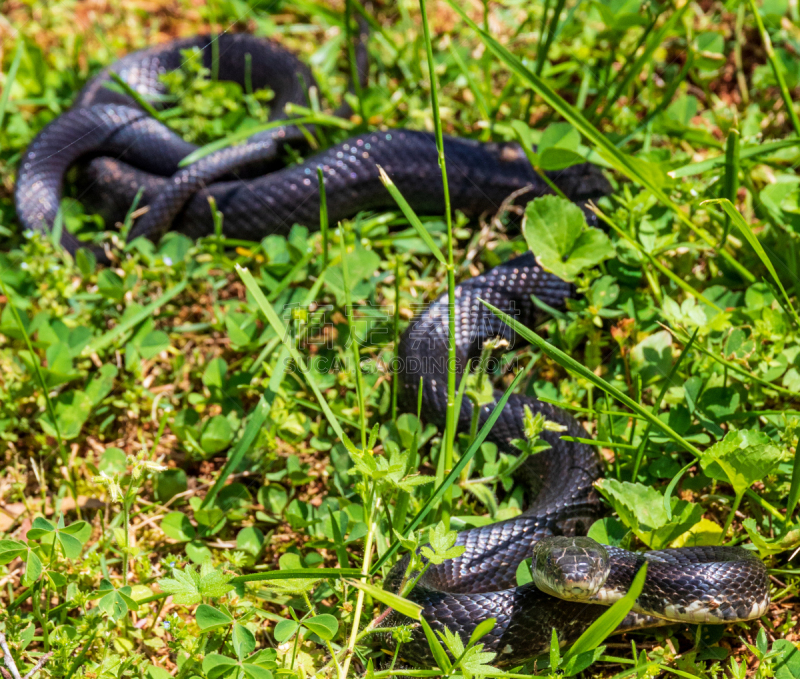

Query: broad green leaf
[0,540,28,564]
[233,622,256,660]
[743,518,800,558]
[201,415,234,454]
[57,532,84,559]
[38,390,93,440]
[138,331,170,359]
[773,639,800,679]
[160,512,196,542]
[196,604,234,630]
[96,579,137,622]
[273,619,300,643]
[26,516,55,539]
[24,550,42,586]
[303,614,339,641]
[158,566,202,605]
[202,654,239,679]
[523,196,614,282]
[85,364,118,405]
[242,664,273,679]
[595,479,702,549]
[700,429,785,496]
[670,519,723,548]
[236,526,265,557]
[587,517,628,547]
[467,617,497,647]
[198,559,235,599]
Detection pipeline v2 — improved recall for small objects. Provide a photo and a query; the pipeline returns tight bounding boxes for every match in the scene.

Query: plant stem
[341,496,379,678]
[340,225,367,449]
[318,167,329,269]
[721,492,744,544]
[419,0,456,527]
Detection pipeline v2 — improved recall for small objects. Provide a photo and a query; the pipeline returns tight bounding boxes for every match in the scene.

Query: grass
[1,0,800,677]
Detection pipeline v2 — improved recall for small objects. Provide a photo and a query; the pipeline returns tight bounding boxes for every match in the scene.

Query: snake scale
[14,34,770,667]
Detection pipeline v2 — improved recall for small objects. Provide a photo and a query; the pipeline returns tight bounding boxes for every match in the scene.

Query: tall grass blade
[202,270,319,510]
[595,207,722,312]
[596,5,688,122]
[419,0,458,523]
[378,166,446,265]
[788,446,800,520]
[371,364,532,574]
[0,40,24,132]
[630,328,698,488]
[668,325,797,397]
[562,563,648,663]
[340,226,368,448]
[479,298,703,457]
[108,72,163,120]
[482,298,786,523]
[84,278,189,355]
[443,0,755,283]
[669,139,800,178]
[0,276,78,509]
[706,198,800,327]
[236,265,346,440]
[346,579,422,620]
[747,0,800,136]
[232,568,362,583]
[719,128,740,248]
[318,167,329,268]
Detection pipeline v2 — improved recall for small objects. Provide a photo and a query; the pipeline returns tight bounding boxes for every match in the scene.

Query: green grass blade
[83,277,189,355]
[483,298,787,524]
[370,364,532,574]
[788,438,800,519]
[236,264,346,441]
[378,166,447,265]
[419,0,458,525]
[178,116,316,167]
[706,198,800,327]
[668,325,798,397]
[108,72,163,120]
[596,208,722,312]
[419,617,452,671]
[719,128,740,248]
[443,0,755,283]
[340,225,368,448]
[562,562,648,663]
[448,44,490,123]
[747,0,800,136]
[631,328,698,488]
[669,139,800,178]
[478,298,703,458]
[346,579,423,620]
[231,568,362,583]
[0,40,24,131]
[596,4,688,122]
[0,278,68,465]
[318,167,329,268]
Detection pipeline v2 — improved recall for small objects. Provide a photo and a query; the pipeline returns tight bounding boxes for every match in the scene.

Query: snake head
[532,536,610,601]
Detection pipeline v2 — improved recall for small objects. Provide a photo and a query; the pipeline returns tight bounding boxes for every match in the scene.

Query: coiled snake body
[15,34,769,667]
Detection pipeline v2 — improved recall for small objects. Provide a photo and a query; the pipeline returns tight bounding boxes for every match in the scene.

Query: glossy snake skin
[14,33,769,668]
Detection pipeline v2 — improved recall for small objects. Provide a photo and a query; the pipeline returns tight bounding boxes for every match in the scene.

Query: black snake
[14,33,770,667]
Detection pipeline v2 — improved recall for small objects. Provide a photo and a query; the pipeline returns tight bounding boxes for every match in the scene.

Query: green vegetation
[1,0,800,677]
